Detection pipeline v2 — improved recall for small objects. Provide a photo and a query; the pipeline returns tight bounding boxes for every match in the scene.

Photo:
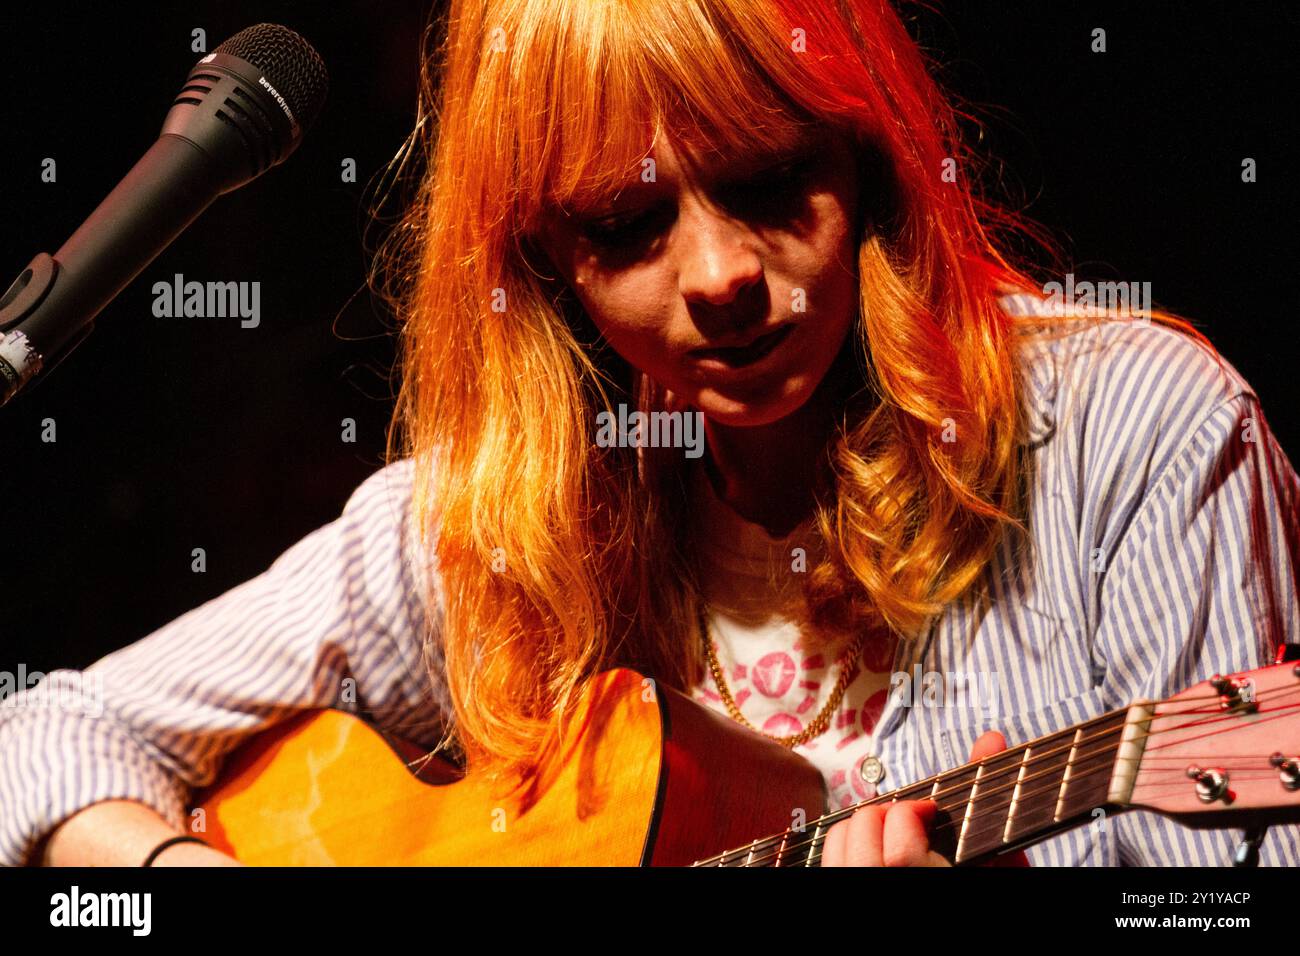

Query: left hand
[820,730,1031,867]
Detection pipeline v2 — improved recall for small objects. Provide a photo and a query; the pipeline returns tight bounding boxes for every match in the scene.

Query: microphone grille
[214,23,329,131]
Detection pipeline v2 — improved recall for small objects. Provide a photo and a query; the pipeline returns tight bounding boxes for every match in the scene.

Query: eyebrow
[577,133,822,218]
[719,141,817,184]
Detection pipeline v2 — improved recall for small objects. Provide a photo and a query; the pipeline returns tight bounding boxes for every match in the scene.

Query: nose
[674,202,763,306]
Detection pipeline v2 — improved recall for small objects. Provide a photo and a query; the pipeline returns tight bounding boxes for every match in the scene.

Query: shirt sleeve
[0,457,452,867]
[1089,389,1300,865]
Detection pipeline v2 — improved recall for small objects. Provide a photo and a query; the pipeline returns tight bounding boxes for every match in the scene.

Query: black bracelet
[142,835,208,867]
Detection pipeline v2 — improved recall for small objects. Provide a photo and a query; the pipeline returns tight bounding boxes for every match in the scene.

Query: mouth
[689,325,794,370]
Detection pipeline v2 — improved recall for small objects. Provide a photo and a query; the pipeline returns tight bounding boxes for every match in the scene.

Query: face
[536,129,863,427]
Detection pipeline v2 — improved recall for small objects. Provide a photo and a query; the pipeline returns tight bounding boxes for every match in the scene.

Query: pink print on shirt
[694,628,892,811]
[752,651,796,697]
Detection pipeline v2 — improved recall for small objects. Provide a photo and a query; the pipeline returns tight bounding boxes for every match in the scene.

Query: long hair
[370,0,1216,785]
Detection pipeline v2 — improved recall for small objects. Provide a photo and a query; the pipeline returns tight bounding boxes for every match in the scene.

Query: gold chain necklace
[700,602,865,749]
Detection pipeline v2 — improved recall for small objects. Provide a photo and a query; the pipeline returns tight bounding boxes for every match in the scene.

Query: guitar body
[197,656,1300,865]
[193,668,827,866]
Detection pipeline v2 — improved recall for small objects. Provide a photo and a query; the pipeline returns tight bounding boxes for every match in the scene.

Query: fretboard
[700,706,1132,867]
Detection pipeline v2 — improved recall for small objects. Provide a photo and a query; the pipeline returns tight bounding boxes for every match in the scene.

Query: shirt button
[859,755,886,785]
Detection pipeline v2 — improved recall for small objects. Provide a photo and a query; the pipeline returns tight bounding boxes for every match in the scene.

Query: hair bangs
[503,0,821,237]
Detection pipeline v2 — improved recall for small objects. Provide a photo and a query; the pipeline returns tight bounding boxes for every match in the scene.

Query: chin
[691,376,819,428]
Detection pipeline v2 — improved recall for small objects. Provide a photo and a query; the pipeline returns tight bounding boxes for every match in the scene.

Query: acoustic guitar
[192,653,1300,866]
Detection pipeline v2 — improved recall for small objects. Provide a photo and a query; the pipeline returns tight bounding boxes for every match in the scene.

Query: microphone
[0,23,328,407]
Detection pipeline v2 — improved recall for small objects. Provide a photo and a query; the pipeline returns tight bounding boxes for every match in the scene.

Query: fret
[777,817,816,867]
[1057,709,1128,820]
[753,834,784,868]
[1053,726,1085,822]
[806,822,825,867]
[967,709,1128,862]
[1004,743,1032,844]
[927,710,1133,863]
[954,743,1024,862]
[928,763,976,860]
[710,706,1133,867]
[1004,727,1075,843]
[956,763,980,860]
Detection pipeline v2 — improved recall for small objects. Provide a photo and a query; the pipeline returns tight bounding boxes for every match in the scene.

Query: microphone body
[0,30,327,407]
[13,136,219,366]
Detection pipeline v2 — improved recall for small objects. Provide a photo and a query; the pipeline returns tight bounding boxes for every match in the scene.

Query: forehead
[661,125,823,178]
[494,0,873,244]
[540,122,827,223]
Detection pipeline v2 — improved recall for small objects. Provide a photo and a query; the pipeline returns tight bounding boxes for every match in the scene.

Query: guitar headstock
[1120,660,1300,829]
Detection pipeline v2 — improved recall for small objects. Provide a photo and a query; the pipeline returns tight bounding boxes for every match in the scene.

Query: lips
[690,325,793,369]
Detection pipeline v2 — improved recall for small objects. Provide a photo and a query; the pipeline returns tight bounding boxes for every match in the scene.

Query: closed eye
[579,204,671,247]
[716,154,819,218]
[577,150,821,249]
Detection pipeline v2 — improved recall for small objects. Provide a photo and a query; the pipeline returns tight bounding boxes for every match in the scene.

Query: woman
[3,0,1297,867]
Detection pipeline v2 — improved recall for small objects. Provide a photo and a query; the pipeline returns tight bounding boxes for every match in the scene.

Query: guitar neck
[703,705,1134,867]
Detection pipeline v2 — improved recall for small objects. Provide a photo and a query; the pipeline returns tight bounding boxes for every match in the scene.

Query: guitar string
[921,688,1300,833]
[698,682,1300,866]
[772,759,1285,868]
[1137,696,1300,753]
[747,691,1300,867]
[703,712,1152,865]
[760,694,1300,867]
[705,689,1285,866]
[761,689,1300,867]
[741,747,1121,867]
[702,713,1130,867]
[740,759,1118,867]
[867,697,1300,865]
[716,708,1173,866]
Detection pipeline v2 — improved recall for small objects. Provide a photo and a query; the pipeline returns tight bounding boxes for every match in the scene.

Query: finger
[967,729,1009,762]
[844,804,885,867]
[881,800,937,867]
[821,819,845,867]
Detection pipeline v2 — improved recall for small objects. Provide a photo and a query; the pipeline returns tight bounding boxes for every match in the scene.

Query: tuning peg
[1185,766,1233,804]
[1208,675,1258,714]
[1269,752,1300,791]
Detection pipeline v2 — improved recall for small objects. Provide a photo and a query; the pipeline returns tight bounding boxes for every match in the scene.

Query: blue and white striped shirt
[2,314,1297,866]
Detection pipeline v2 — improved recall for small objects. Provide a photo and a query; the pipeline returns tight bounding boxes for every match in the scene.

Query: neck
[702,340,861,537]
[698,705,1133,866]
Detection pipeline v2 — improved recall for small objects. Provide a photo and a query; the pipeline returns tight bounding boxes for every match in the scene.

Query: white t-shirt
[685,461,899,810]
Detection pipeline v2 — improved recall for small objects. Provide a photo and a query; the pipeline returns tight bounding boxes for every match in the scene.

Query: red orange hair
[370,0,1214,784]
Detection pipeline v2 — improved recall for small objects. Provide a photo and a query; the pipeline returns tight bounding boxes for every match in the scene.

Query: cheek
[815,215,860,329]
[777,211,858,350]
[573,270,678,368]
[806,204,858,299]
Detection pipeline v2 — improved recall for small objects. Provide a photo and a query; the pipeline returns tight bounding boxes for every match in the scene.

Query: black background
[1,1,1295,672]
